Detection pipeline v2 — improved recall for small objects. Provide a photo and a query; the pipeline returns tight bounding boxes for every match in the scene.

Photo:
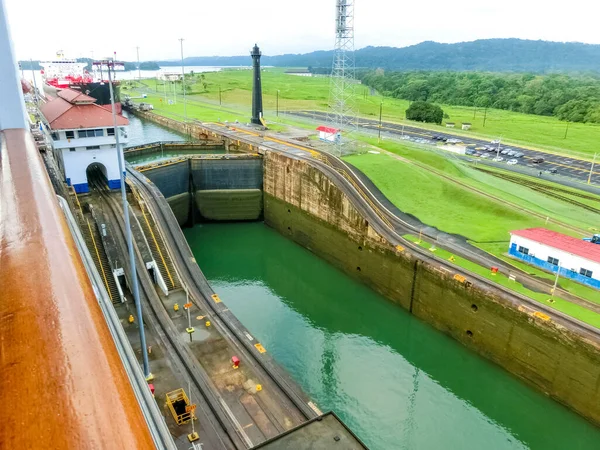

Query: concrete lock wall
[141,157,264,224]
[262,151,600,426]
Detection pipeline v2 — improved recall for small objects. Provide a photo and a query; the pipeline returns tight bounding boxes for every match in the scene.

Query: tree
[405,101,444,124]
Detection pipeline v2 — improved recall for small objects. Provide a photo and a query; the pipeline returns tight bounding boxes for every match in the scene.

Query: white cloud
[5,0,600,61]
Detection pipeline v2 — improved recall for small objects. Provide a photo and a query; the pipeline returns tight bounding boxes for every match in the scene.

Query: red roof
[41,97,128,130]
[511,228,600,264]
[316,125,339,134]
[57,89,96,104]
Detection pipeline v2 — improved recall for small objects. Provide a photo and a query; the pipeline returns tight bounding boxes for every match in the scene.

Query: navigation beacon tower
[251,44,264,125]
[327,0,358,155]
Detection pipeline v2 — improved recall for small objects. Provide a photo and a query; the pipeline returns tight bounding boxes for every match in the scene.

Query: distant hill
[157,39,600,73]
[20,39,600,74]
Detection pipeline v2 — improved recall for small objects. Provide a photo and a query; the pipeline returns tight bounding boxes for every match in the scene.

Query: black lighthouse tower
[250,44,263,125]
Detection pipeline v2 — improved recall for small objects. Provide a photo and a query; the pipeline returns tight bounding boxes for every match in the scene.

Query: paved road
[290,110,600,185]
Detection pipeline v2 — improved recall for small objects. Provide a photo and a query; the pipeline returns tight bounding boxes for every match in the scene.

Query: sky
[5,0,600,61]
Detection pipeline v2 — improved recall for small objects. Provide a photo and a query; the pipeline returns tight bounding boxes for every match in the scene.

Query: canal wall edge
[263,150,600,426]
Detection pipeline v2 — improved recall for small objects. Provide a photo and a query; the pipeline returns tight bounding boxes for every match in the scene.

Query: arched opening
[86,162,108,191]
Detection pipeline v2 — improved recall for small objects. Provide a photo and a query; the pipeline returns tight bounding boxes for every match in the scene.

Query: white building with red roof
[509,228,600,289]
[40,89,128,193]
[316,125,340,143]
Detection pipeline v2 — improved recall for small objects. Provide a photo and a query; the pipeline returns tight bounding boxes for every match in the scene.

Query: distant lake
[23,65,251,90]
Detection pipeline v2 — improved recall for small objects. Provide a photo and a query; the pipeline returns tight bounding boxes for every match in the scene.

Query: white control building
[40,89,128,193]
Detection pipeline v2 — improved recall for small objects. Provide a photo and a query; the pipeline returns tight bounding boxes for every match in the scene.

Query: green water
[185,222,600,450]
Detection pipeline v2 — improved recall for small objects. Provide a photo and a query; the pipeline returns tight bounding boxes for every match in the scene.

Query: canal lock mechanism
[46,138,367,449]
[44,110,600,447]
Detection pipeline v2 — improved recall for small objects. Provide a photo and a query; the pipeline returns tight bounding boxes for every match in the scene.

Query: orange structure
[0,129,155,448]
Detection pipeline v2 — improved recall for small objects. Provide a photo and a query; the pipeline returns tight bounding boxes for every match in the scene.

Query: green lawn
[129,73,600,311]
[404,235,600,328]
[344,147,594,243]
[131,69,600,159]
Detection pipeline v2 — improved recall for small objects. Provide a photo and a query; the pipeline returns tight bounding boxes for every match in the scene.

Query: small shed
[445,122,455,128]
[316,126,340,143]
[462,123,472,130]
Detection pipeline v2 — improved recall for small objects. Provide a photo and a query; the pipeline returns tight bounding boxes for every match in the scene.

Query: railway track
[125,169,318,437]
[474,167,600,214]
[87,167,245,450]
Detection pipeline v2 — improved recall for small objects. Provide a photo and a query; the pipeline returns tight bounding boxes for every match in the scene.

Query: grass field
[130,69,600,159]
[129,73,600,310]
[344,141,600,305]
[344,142,597,242]
[404,235,600,328]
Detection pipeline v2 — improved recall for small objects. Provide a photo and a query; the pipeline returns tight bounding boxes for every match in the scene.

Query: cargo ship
[40,51,122,113]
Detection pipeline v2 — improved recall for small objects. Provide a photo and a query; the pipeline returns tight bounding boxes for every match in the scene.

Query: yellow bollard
[128,315,134,324]
[174,303,179,312]
[256,384,262,392]
[205,321,211,327]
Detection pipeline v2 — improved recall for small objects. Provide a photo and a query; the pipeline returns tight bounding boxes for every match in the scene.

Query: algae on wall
[262,150,600,427]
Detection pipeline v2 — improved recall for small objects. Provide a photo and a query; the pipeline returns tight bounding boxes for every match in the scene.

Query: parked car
[506,150,516,156]
[514,152,524,158]
[491,139,501,144]
[465,149,476,155]
[507,159,518,165]
[493,156,504,162]
[480,153,491,158]
[545,168,558,174]
[532,158,545,164]
[500,150,510,155]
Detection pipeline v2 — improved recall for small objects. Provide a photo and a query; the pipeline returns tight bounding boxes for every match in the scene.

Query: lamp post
[276,89,279,117]
[179,38,187,122]
[551,263,561,297]
[105,58,151,379]
[496,138,502,159]
[136,46,141,80]
[378,101,383,143]
[588,153,597,184]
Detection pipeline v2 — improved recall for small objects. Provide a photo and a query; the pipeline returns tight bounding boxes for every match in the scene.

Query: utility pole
[179,38,187,121]
[136,46,141,80]
[30,58,39,104]
[564,121,570,139]
[105,58,151,379]
[378,101,383,143]
[483,106,488,128]
[588,152,597,184]
[276,89,279,117]
[219,85,222,106]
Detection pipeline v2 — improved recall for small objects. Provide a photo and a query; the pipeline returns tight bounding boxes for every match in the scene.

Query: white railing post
[0,0,27,131]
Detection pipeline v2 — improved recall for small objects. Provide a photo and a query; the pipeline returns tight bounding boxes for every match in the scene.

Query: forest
[360,71,600,123]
